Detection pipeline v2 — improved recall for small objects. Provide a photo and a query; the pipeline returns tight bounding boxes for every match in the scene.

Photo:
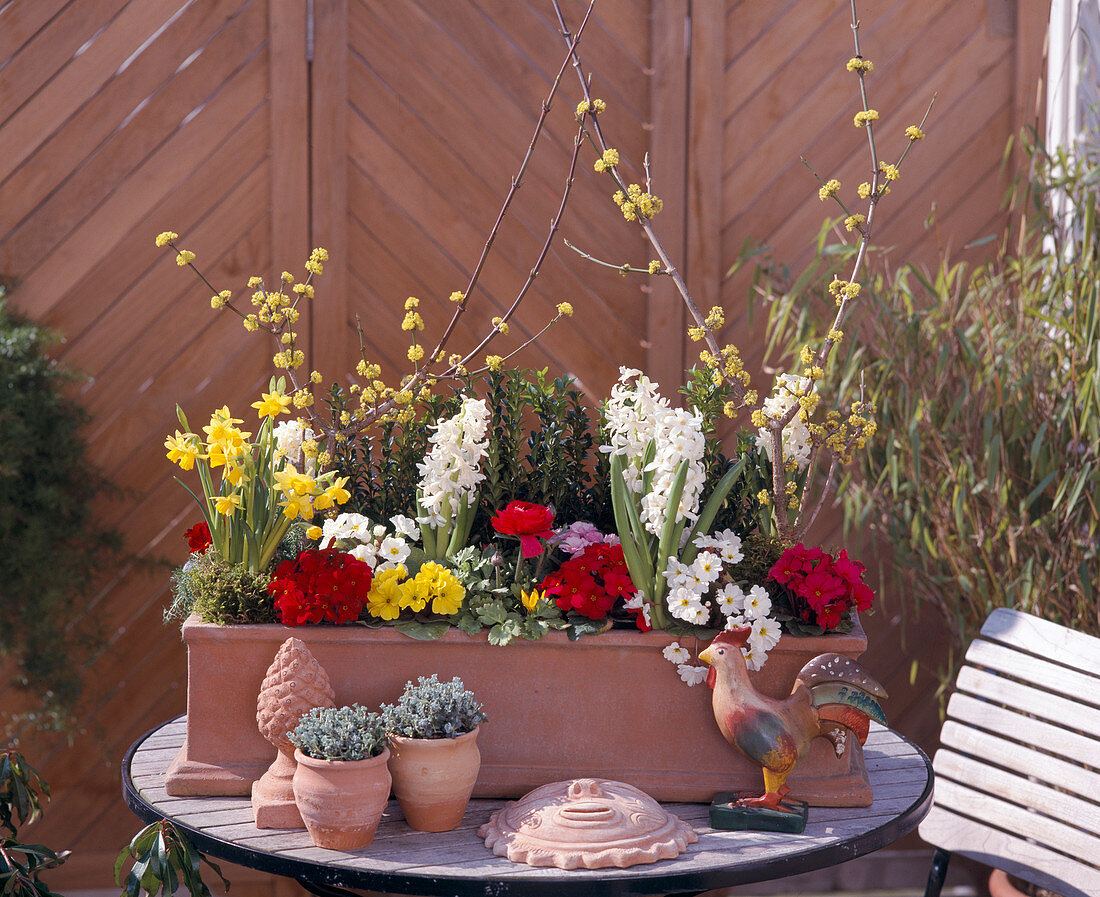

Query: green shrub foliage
[170,550,276,625]
[0,296,119,733]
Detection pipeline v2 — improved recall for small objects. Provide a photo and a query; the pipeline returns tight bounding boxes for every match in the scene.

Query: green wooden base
[709,792,809,833]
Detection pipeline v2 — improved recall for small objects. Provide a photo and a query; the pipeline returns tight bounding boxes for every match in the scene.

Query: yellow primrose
[417,562,465,616]
[252,390,291,419]
[366,566,407,620]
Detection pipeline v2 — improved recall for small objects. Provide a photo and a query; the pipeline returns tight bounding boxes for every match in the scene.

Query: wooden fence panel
[0,0,1049,891]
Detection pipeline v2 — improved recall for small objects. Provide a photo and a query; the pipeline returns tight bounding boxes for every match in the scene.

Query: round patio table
[123,716,933,897]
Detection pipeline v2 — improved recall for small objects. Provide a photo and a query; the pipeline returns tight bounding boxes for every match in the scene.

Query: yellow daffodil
[313,476,351,511]
[164,431,203,470]
[251,389,291,419]
[305,525,323,541]
[280,492,314,520]
[212,493,242,515]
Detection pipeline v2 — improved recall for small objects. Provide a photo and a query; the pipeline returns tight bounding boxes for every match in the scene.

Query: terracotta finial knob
[252,638,336,829]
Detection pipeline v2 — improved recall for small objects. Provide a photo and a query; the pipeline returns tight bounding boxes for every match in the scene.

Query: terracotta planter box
[166,615,873,805]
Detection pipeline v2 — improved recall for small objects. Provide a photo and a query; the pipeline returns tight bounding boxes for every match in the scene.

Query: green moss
[172,551,276,624]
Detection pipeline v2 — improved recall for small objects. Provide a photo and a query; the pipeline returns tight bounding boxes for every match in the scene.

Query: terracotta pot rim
[388,727,480,746]
[181,614,866,651]
[293,747,390,770]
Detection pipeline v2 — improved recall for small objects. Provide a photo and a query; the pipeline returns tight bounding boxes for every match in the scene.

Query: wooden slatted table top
[124,718,933,897]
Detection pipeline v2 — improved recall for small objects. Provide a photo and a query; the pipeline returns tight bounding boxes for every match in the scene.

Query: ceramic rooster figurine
[698,626,887,809]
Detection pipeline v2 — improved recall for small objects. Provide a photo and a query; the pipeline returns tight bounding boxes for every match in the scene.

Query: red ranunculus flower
[268,547,373,626]
[491,500,555,558]
[767,543,875,631]
[185,521,212,553]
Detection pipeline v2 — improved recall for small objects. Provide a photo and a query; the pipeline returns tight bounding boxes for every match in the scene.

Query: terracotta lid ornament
[479,778,697,869]
[252,637,336,829]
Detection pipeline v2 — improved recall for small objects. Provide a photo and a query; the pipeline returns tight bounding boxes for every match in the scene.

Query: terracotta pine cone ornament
[252,637,336,829]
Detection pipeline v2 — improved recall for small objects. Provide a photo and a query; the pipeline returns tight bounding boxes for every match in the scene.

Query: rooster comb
[710,626,751,649]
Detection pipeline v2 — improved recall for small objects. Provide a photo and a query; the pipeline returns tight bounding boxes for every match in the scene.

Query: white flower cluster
[756,373,812,471]
[602,367,706,536]
[321,511,420,572]
[416,397,490,527]
[659,529,782,684]
[273,419,315,472]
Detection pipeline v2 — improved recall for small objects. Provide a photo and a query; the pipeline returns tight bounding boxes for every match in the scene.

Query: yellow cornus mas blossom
[846,57,873,74]
[818,179,841,201]
[905,125,925,140]
[556,301,573,316]
[155,231,178,247]
[853,109,879,127]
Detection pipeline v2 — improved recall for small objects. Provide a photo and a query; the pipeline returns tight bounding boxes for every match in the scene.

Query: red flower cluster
[184,521,211,553]
[491,500,555,558]
[268,548,373,626]
[540,542,641,625]
[767,543,875,630]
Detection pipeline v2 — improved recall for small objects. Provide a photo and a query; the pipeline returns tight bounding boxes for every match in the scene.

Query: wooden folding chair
[919,608,1100,897]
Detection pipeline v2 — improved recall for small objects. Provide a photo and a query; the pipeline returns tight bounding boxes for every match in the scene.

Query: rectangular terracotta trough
[166,615,873,805]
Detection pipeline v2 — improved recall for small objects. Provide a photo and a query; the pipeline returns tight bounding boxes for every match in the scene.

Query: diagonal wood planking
[0,0,1049,891]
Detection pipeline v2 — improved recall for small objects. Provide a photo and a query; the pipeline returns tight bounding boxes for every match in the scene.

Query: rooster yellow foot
[736,783,791,810]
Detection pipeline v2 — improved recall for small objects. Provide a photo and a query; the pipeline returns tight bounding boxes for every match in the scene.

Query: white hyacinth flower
[416,397,490,527]
[756,373,813,471]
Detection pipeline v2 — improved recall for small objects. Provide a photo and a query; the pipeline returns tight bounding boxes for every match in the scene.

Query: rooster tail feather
[798,653,888,698]
[817,703,872,745]
[808,682,887,726]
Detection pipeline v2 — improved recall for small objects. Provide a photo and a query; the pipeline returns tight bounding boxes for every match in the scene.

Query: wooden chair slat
[945,692,1100,768]
[922,609,1100,897]
[938,720,1100,802]
[981,608,1100,677]
[933,749,1100,834]
[919,805,1100,897]
[931,778,1100,869]
[955,665,1100,738]
[963,639,1100,709]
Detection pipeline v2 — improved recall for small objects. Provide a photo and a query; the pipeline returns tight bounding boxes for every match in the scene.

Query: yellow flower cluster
[843,213,866,233]
[210,289,232,309]
[905,125,925,141]
[485,354,503,371]
[818,178,841,201]
[155,231,178,248]
[176,250,195,267]
[698,343,753,411]
[828,279,861,305]
[576,98,607,117]
[878,161,900,181]
[491,316,509,335]
[853,109,879,128]
[273,462,350,520]
[449,290,465,303]
[593,148,620,173]
[364,562,465,620]
[556,301,574,317]
[846,57,873,74]
[612,184,663,221]
[809,401,878,464]
[704,305,725,329]
[857,181,871,199]
[648,259,662,274]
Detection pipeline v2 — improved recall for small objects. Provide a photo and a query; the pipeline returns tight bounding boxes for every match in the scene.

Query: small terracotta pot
[388,729,481,832]
[292,748,391,849]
